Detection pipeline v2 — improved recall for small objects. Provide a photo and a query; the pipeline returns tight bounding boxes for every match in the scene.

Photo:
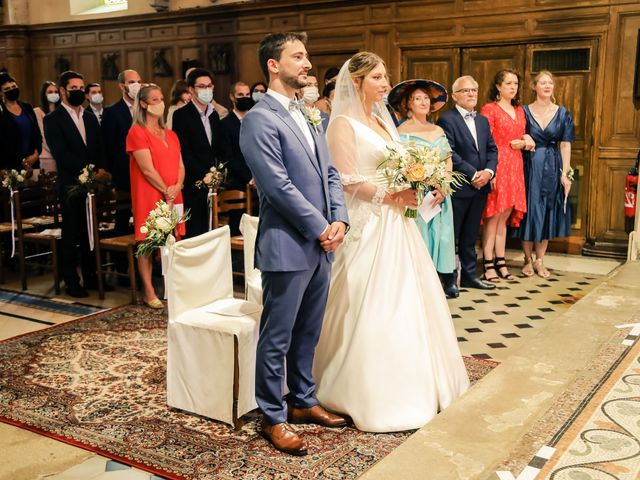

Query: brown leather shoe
[288,404,348,428]
[260,420,307,456]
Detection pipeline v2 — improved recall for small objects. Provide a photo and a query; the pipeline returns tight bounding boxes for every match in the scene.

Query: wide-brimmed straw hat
[387,79,448,115]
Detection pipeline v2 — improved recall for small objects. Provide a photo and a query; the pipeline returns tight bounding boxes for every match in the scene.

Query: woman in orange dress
[480,69,532,282]
[126,84,185,309]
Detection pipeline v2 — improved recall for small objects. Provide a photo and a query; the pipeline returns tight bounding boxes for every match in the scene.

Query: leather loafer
[460,277,497,290]
[288,404,348,428]
[443,283,459,299]
[65,285,89,298]
[260,420,307,456]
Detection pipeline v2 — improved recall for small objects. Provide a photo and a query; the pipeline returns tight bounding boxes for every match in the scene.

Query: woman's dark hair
[169,80,189,106]
[0,72,17,89]
[489,69,521,106]
[39,80,60,111]
[322,82,335,99]
[250,81,268,95]
[324,67,340,84]
[258,31,308,81]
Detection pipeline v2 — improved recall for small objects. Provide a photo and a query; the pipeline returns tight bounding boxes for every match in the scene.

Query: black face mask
[67,89,85,107]
[4,87,19,102]
[236,97,254,112]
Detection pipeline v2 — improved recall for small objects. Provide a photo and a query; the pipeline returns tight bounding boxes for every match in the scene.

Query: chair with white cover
[165,226,261,428]
[238,214,261,304]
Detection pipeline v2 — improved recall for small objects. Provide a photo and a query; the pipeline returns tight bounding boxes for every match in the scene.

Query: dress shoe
[443,282,459,299]
[260,420,307,456]
[288,404,348,428]
[460,277,497,290]
[65,285,89,298]
[84,281,115,292]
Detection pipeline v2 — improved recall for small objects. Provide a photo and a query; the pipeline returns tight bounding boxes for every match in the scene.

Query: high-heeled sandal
[533,258,550,278]
[495,256,516,280]
[522,257,534,277]
[482,258,501,283]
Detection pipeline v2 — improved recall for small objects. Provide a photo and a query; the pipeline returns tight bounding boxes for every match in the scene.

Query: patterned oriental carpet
[0,305,497,480]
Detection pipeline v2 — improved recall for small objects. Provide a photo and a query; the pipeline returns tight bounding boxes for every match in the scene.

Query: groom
[239,32,349,456]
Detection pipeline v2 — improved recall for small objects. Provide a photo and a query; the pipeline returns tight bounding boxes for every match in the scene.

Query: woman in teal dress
[389,79,458,298]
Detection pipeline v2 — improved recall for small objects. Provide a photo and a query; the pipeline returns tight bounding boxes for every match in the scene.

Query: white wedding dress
[313,113,470,433]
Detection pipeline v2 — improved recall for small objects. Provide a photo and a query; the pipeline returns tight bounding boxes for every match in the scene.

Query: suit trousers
[452,192,488,282]
[183,186,209,239]
[256,255,331,425]
[60,189,97,288]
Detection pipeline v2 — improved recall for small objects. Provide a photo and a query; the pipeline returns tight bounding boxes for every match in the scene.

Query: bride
[313,52,470,433]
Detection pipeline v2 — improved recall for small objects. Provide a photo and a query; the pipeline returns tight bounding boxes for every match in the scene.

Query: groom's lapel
[263,95,321,178]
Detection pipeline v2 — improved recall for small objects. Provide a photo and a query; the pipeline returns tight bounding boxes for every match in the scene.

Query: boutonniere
[304,106,322,134]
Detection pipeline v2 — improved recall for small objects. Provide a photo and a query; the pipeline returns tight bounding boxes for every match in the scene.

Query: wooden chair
[211,189,247,277]
[246,183,259,216]
[89,187,137,302]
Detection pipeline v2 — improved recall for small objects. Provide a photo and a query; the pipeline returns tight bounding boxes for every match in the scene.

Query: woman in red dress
[480,69,532,282]
[126,84,185,309]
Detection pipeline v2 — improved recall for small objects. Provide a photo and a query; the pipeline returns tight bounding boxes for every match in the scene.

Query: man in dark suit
[44,71,107,298]
[437,75,498,294]
[172,67,221,238]
[219,80,254,234]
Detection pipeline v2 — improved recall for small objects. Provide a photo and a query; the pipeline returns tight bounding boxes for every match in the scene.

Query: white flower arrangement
[1,169,27,190]
[195,163,227,190]
[136,200,190,258]
[304,106,322,133]
[68,163,111,196]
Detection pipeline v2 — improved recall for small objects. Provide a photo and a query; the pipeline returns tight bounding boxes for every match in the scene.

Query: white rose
[79,172,89,183]
[140,225,148,234]
[16,175,24,182]
[156,217,173,233]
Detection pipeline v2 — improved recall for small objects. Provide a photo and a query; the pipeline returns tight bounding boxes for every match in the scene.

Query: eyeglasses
[455,88,478,95]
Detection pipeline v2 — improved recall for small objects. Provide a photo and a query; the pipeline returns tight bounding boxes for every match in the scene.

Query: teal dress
[399,133,456,274]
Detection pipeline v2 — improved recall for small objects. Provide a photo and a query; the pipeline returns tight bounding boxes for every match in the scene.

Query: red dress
[126,124,186,241]
[481,102,527,226]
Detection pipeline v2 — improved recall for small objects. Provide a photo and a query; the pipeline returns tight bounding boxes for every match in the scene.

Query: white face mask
[126,82,141,100]
[252,91,265,103]
[90,93,103,105]
[302,86,320,104]
[46,93,60,104]
[196,88,214,105]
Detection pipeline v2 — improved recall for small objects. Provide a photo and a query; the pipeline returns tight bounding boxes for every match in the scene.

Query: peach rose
[406,163,427,182]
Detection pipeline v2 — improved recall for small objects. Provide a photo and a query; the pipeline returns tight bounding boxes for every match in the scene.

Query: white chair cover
[166,226,261,426]
[239,214,262,304]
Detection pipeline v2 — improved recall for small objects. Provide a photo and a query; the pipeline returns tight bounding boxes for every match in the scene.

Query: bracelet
[372,185,387,206]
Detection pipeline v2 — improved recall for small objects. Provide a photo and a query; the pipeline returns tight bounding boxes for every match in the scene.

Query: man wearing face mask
[184,66,229,120]
[101,69,142,284]
[0,72,42,172]
[44,70,107,298]
[172,68,222,238]
[84,83,104,124]
[219,81,254,235]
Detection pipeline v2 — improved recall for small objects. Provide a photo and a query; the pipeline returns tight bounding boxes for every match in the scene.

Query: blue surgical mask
[196,88,214,104]
[252,91,265,103]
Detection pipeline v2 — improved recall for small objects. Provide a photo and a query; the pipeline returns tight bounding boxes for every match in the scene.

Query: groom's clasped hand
[318,221,347,252]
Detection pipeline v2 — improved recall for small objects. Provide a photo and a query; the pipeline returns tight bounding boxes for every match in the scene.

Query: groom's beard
[282,72,308,90]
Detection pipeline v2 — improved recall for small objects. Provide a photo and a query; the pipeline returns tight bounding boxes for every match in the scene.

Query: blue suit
[437,108,498,281]
[239,93,348,425]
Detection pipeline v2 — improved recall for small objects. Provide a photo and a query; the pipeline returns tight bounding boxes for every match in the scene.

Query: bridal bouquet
[195,163,227,191]
[379,141,466,218]
[1,169,28,190]
[136,200,190,258]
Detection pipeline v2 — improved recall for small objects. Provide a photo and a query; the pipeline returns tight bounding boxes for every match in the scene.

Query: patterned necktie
[464,111,477,120]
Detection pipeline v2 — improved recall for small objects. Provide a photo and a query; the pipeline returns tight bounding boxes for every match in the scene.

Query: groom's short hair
[258,31,308,81]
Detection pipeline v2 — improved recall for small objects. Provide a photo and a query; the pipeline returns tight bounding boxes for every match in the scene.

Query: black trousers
[60,189,97,288]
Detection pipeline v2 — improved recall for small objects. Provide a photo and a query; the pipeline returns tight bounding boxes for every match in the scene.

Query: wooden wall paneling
[603,160,631,240]
[369,28,393,76]
[31,53,54,102]
[307,52,355,87]
[76,51,100,85]
[237,39,263,87]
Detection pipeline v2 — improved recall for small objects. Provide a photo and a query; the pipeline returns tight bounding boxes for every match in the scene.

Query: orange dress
[480,102,527,226]
[126,124,186,241]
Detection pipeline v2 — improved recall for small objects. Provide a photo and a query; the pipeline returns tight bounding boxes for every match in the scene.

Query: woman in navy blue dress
[519,70,574,278]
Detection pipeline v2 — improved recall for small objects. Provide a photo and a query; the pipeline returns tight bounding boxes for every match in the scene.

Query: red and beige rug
[0,306,497,480]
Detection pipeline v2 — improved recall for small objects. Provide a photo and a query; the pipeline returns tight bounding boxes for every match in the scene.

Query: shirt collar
[267,88,295,111]
[62,101,84,119]
[192,100,214,118]
[456,104,474,118]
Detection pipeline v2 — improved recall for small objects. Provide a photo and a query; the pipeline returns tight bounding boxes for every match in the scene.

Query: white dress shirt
[193,100,214,145]
[267,88,316,154]
[455,104,494,179]
[62,102,86,145]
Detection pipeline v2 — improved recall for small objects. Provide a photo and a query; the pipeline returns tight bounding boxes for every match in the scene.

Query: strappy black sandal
[495,257,516,280]
[482,258,501,283]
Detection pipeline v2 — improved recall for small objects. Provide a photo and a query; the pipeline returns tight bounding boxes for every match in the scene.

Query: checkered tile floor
[449,269,603,361]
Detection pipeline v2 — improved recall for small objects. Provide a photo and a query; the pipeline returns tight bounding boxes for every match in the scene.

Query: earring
[406,110,413,118]
[551,95,557,104]
[496,93,501,101]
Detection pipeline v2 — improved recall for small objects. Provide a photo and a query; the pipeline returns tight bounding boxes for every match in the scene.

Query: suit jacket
[437,108,498,198]
[0,100,43,170]
[171,101,221,190]
[101,98,132,191]
[239,93,348,272]
[219,111,252,189]
[44,105,105,189]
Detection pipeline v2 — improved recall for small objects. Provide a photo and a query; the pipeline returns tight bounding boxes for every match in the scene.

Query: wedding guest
[33,81,61,173]
[172,68,221,238]
[185,67,228,119]
[517,70,574,278]
[250,81,267,103]
[126,84,185,308]
[437,75,498,291]
[315,67,338,115]
[166,80,190,130]
[391,79,459,298]
[0,73,42,171]
[480,69,531,282]
[84,83,104,124]
[300,72,329,129]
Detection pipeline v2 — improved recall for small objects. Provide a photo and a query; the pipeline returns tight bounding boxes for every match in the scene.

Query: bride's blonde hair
[349,52,385,84]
